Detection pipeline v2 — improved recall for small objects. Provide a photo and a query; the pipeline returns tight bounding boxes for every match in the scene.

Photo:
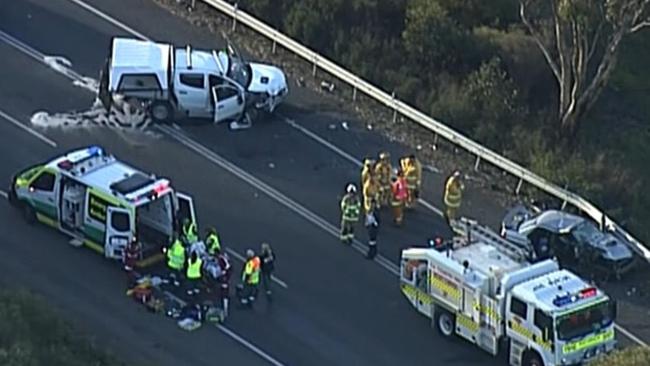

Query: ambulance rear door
[105,206,133,260]
[175,192,197,231]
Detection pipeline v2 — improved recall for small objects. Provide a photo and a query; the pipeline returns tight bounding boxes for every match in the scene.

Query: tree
[519,0,650,138]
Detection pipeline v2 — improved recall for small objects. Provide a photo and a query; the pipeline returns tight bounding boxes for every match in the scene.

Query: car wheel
[434,309,455,338]
[150,101,173,124]
[22,204,36,225]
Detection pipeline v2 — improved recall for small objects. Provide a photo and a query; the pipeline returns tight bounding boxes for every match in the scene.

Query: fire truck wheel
[522,350,543,366]
[435,310,455,337]
[150,101,173,124]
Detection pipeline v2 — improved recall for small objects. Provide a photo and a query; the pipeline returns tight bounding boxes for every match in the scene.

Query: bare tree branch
[520,0,561,81]
[630,18,650,32]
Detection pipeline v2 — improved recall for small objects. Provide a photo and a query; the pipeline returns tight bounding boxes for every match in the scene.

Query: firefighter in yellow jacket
[363,173,380,214]
[443,170,464,223]
[374,152,392,207]
[400,154,422,209]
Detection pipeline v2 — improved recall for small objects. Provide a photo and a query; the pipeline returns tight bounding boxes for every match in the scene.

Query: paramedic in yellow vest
[241,249,261,306]
[166,234,186,274]
[205,228,221,255]
[361,158,375,187]
[182,218,198,245]
[362,173,379,214]
[443,170,464,223]
[340,184,361,244]
[374,152,392,207]
[185,251,203,296]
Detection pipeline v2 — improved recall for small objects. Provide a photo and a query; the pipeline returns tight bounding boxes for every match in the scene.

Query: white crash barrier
[198,0,650,261]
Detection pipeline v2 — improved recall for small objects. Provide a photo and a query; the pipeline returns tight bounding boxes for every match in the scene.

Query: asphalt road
[0,1,646,365]
[0,2,498,365]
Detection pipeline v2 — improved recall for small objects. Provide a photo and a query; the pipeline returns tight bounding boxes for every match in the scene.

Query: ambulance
[8,146,197,267]
[401,218,617,366]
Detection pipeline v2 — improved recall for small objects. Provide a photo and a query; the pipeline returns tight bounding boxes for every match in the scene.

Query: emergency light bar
[126,180,171,203]
[552,287,598,307]
[57,146,107,171]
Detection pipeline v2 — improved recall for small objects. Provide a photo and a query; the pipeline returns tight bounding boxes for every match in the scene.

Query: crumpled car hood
[248,63,287,96]
[596,235,633,261]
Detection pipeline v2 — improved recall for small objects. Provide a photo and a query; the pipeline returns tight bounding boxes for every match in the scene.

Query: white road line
[158,124,399,275]
[225,248,289,289]
[616,324,649,347]
[0,190,8,199]
[66,0,151,41]
[0,109,57,147]
[48,0,650,349]
[281,116,444,217]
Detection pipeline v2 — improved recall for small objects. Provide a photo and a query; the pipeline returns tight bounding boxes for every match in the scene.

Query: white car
[98,37,288,125]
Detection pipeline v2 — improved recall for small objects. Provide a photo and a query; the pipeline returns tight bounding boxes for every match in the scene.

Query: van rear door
[105,206,133,260]
[175,192,197,231]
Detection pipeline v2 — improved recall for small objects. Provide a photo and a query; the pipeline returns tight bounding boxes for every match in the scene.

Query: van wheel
[434,309,456,337]
[22,204,36,225]
[522,350,544,366]
[150,101,173,124]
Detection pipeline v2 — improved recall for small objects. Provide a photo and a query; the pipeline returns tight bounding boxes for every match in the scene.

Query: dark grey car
[501,204,636,279]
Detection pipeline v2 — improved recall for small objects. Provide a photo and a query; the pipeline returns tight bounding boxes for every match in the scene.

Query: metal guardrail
[199,0,650,261]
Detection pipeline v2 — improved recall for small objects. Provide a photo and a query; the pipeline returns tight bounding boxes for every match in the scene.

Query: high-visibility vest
[243,257,260,284]
[186,257,203,279]
[444,177,462,208]
[391,179,408,206]
[396,178,408,200]
[183,221,198,242]
[206,233,221,254]
[167,240,185,270]
[341,195,361,221]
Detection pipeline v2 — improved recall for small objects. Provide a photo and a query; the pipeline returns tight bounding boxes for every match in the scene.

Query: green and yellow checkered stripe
[430,273,461,300]
[456,313,479,332]
[510,320,553,351]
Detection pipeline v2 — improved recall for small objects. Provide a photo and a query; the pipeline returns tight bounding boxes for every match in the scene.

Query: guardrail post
[232,3,239,32]
[474,156,481,170]
[312,56,317,77]
[391,91,397,123]
[515,178,523,195]
[271,34,277,54]
[191,0,196,9]
[352,83,357,102]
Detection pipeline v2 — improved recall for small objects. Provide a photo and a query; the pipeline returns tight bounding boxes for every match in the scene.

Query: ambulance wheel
[522,350,543,366]
[22,204,36,225]
[150,101,172,124]
[434,309,455,337]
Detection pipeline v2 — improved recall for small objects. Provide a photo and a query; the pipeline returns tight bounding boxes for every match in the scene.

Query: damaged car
[501,204,636,279]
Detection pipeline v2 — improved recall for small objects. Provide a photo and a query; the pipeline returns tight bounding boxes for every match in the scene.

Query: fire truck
[400,218,617,366]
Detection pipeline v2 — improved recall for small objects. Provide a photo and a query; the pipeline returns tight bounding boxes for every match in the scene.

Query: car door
[175,192,197,233]
[105,206,133,260]
[211,79,245,123]
[175,72,210,118]
[26,168,59,226]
